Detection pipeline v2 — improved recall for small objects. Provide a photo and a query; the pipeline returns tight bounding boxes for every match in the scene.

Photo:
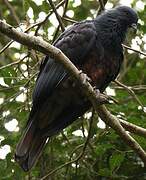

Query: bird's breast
[81,49,123,91]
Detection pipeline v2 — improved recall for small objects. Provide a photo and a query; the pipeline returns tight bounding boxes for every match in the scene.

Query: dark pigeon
[15,6,138,171]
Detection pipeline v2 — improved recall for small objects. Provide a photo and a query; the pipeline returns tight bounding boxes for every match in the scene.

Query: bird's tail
[15,120,48,172]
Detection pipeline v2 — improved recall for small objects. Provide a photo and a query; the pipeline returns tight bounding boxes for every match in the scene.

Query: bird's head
[112,6,138,31]
[95,6,138,44]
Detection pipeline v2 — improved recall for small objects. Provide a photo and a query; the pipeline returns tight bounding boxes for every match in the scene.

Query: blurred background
[0,0,146,179]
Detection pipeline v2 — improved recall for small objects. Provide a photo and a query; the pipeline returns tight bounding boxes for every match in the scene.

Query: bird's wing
[32,21,98,106]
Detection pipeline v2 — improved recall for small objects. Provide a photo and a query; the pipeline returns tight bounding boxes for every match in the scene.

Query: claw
[94,89,118,105]
[96,93,110,105]
[93,88,110,104]
[79,71,92,84]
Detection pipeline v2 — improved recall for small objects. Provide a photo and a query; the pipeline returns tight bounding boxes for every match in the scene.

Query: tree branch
[97,106,146,164]
[0,20,146,168]
[119,119,146,138]
[47,0,65,32]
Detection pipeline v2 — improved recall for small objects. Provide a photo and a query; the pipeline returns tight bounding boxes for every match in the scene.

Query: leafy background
[0,0,146,179]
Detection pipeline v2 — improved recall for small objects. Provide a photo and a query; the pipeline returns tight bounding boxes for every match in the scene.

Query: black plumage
[15,6,138,171]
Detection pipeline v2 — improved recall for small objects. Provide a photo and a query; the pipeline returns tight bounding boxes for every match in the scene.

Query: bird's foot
[94,89,118,105]
[94,89,110,105]
[79,70,92,84]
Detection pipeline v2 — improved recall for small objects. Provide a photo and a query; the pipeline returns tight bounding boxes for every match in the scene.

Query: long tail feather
[15,120,48,172]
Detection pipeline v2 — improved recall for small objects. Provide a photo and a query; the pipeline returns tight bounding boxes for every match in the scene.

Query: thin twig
[61,132,70,144]
[0,55,28,70]
[114,80,146,113]
[52,0,69,42]
[123,44,146,57]
[3,0,20,25]
[47,0,65,32]
[0,41,14,54]
[99,0,105,11]
[97,0,108,15]
[34,0,66,36]
[62,16,77,24]
[1,72,37,106]
[114,84,146,91]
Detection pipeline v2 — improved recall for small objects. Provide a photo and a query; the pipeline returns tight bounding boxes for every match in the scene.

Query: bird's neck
[94,17,127,48]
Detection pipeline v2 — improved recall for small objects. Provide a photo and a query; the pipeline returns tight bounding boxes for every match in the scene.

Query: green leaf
[98,168,111,177]
[109,151,125,172]
[23,0,30,12]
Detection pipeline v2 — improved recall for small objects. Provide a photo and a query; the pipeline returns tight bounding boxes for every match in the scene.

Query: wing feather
[32,21,97,106]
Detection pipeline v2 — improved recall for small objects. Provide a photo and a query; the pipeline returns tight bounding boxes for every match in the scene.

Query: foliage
[0,0,146,179]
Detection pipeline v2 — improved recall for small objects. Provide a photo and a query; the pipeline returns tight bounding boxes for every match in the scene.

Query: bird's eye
[125,11,129,16]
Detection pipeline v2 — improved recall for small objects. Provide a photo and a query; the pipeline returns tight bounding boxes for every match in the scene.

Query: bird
[15,6,138,171]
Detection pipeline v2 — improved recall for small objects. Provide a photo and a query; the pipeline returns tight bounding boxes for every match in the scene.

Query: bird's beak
[131,23,137,32]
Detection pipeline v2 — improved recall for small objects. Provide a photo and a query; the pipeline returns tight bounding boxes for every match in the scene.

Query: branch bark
[0,20,146,167]
[119,119,146,138]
